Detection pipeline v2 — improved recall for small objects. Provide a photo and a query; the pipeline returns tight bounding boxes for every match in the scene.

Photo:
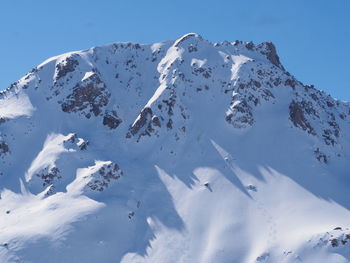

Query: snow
[66,160,112,196]
[25,133,74,182]
[82,71,95,81]
[150,42,164,53]
[0,181,103,262]
[230,55,252,80]
[0,33,349,262]
[0,91,35,119]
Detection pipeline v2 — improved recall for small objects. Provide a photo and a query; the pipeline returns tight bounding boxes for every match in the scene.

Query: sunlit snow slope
[1,33,350,263]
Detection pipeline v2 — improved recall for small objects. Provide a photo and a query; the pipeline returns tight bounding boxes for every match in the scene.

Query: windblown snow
[0,91,35,119]
[0,33,350,263]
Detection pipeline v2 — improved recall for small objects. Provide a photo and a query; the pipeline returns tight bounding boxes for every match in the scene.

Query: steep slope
[0,33,350,263]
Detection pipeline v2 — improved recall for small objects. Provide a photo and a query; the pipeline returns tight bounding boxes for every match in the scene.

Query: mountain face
[0,33,350,263]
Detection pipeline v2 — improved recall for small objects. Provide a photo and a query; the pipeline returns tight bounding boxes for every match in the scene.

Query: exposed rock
[45,185,56,196]
[87,163,123,192]
[188,45,198,53]
[192,65,212,79]
[103,110,122,129]
[246,185,257,192]
[162,93,177,116]
[63,133,89,150]
[322,129,336,146]
[55,56,79,81]
[61,74,110,118]
[289,100,315,135]
[245,42,254,50]
[36,167,61,187]
[314,148,328,163]
[226,100,254,129]
[79,140,89,150]
[66,133,78,143]
[256,252,269,262]
[285,78,297,88]
[166,119,173,129]
[128,211,135,219]
[261,42,284,70]
[128,107,153,137]
[0,141,10,157]
[152,116,161,127]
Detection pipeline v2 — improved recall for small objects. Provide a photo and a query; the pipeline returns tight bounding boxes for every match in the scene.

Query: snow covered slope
[1,33,350,263]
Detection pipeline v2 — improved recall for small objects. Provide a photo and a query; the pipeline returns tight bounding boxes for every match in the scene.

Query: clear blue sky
[1,0,349,100]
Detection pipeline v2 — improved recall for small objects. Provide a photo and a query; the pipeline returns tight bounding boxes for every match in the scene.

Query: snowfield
[0,33,350,262]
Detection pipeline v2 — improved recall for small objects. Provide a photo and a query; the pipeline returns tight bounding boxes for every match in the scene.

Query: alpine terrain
[1,33,350,263]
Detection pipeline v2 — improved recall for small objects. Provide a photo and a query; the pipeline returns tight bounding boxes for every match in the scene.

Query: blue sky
[1,0,349,100]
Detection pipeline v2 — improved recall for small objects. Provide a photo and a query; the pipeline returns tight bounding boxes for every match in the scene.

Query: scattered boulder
[103,110,122,129]
[0,141,10,157]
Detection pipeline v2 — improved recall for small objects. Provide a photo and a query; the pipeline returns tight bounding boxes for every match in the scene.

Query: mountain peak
[0,34,350,263]
[173,32,204,47]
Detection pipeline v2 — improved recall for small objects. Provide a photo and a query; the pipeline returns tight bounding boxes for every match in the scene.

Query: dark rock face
[61,74,110,118]
[288,96,343,150]
[79,141,89,150]
[103,110,122,129]
[127,107,154,137]
[161,93,177,116]
[236,41,284,70]
[314,148,328,163]
[45,185,56,196]
[329,233,350,247]
[262,42,284,70]
[151,116,161,127]
[87,163,123,192]
[192,65,212,79]
[226,100,254,129]
[63,133,89,150]
[65,133,78,143]
[0,141,9,157]
[256,252,269,262]
[166,119,173,129]
[289,100,315,135]
[285,78,297,88]
[322,120,340,146]
[36,167,61,187]
[55,56,79,81]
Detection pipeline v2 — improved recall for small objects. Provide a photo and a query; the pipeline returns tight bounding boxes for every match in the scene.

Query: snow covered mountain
[1,33,350,263]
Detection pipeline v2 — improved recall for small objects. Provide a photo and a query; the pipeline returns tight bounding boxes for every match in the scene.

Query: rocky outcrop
[127,107,154,137]
[61,74,110,118]
[55,55,79,81]
[226,100,254,129]
[36,167,61,187]
[0,141,9,157]
[103,110,122,129]
[87,163,123,192]
[260,42,284,70]
[314,148,328,163]
[289,100,316,135]
[313,227,350,249]
[63,133,89,150]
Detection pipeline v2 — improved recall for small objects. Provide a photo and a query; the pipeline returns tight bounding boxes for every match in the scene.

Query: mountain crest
[0,33,350,263]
